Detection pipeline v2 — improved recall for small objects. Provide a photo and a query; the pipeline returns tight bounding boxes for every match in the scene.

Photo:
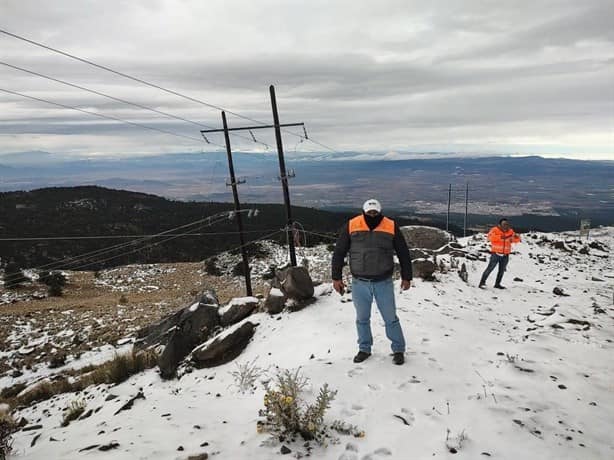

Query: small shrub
[229,358,266,394]
[40,271,66,297]
[61,398,86,427]
[48,284,63,297]
[259,368,338,444]
[3,262,28,289]
[39,271,66,287]
[0,410,17,460]
[204,257,222,276]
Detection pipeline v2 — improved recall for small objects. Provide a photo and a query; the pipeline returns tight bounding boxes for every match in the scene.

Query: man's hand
[401,279,411,291]
[333,279,345,295]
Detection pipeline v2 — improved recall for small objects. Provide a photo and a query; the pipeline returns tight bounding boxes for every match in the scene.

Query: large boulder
[264,288,287,314]
[412,259,437,280]
[219,297,259,327]
[135,290,221,379]
[273,266,314,300]
[400,226,452,250]
[192,321,257,368]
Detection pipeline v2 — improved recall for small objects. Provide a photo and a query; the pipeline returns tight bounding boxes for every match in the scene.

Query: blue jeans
[480,253,509,286]
[351,277,406,353]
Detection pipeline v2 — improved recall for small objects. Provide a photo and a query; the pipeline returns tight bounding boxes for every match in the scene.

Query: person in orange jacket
[479,218,521,289]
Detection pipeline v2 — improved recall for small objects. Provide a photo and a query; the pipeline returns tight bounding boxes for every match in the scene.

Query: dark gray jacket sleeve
[393,223,412,280]
[331,223,350,280]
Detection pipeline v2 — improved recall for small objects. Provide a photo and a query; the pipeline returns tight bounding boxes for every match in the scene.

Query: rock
[274,266,314,300]
[136,290,220,350]
[591,276,604,282]
[264,288,287,314]
[136,291,221,379]
[187,455,209,460]
[192,321,257,368]
[220,297,259,327]
[553,287,570,297]
[48,351,67,369]
[514,277,523,282]
[400,225,452,250]
[579,246,590,255]
[412,259,437,280]
[114,389,145,415]
[99,442,120,451]
[280,445,292,455]
[552,241,571,252]
[409,248,431,260]
[589,241,608,252]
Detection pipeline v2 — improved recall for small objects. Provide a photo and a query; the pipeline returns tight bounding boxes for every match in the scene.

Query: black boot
[393,352,404,365]
[353,351,371,363]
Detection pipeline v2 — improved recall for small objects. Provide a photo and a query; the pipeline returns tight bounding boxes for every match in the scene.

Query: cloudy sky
[1,0,613,160]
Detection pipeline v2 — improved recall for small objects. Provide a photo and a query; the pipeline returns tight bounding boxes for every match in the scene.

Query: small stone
[281,445,292,455]
[558,384,567,390]
[177,446,184,451]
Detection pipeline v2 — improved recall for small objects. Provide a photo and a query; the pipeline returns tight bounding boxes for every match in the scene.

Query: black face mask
[363,211,384,230]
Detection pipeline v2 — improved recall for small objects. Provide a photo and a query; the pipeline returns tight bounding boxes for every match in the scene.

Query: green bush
[259,368,337,444]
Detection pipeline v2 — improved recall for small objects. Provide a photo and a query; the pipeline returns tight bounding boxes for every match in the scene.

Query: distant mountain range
[1,151,612,230]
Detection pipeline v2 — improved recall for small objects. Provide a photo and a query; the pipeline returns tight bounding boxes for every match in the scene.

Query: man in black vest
[331,198,412,365]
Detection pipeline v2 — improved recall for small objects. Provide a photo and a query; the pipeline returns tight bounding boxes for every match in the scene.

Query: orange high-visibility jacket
[487,226,521,255]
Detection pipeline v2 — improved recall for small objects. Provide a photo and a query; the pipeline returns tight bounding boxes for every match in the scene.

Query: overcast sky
[1,0,613,160]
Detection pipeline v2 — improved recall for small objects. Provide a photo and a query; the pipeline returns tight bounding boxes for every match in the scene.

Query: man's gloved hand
[333,279,345,295]
[401,279,411,291]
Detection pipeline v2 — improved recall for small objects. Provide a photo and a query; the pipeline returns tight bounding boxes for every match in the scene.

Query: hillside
[0,186,385,270]
[1,226,612,459]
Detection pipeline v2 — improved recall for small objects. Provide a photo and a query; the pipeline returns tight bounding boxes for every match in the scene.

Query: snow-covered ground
[7,227,614,459]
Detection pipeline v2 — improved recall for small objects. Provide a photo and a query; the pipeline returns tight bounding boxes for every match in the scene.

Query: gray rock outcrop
[192,321,257,368]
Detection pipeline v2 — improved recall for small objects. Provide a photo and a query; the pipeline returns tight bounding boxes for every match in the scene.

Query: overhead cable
[0,87,214,145]
[0,28,337,153]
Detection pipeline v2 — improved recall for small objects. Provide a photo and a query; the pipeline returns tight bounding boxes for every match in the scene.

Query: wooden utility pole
[221,111,252,296]
[446,183,451,232]
[464,182,469,237]
[270,85,297,266]
[200,86,304,267]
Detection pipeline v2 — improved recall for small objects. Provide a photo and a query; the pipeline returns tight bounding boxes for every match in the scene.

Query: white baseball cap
[362,198,382,214]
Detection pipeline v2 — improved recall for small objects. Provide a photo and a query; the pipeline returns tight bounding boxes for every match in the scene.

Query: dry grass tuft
[4,349,158,410]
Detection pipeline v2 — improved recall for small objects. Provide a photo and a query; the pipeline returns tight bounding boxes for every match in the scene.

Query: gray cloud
[1,0,612,159]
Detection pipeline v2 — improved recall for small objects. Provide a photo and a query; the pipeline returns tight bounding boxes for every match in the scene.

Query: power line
[0,229,279,241]
[0,87,215,146]
[62,215,232,272]
[0,61,265,148]
[2,211,244,282]
[0,28,337,153]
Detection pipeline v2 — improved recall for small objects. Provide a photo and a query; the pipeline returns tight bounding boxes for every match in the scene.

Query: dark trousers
[480,253,509,286]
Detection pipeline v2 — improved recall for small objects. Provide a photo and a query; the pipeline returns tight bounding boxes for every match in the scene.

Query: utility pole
[270,85,297,267]
[221,111,252,296]
[200,86,304,267]
[446,183,451,232]
[464,182,469,237]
